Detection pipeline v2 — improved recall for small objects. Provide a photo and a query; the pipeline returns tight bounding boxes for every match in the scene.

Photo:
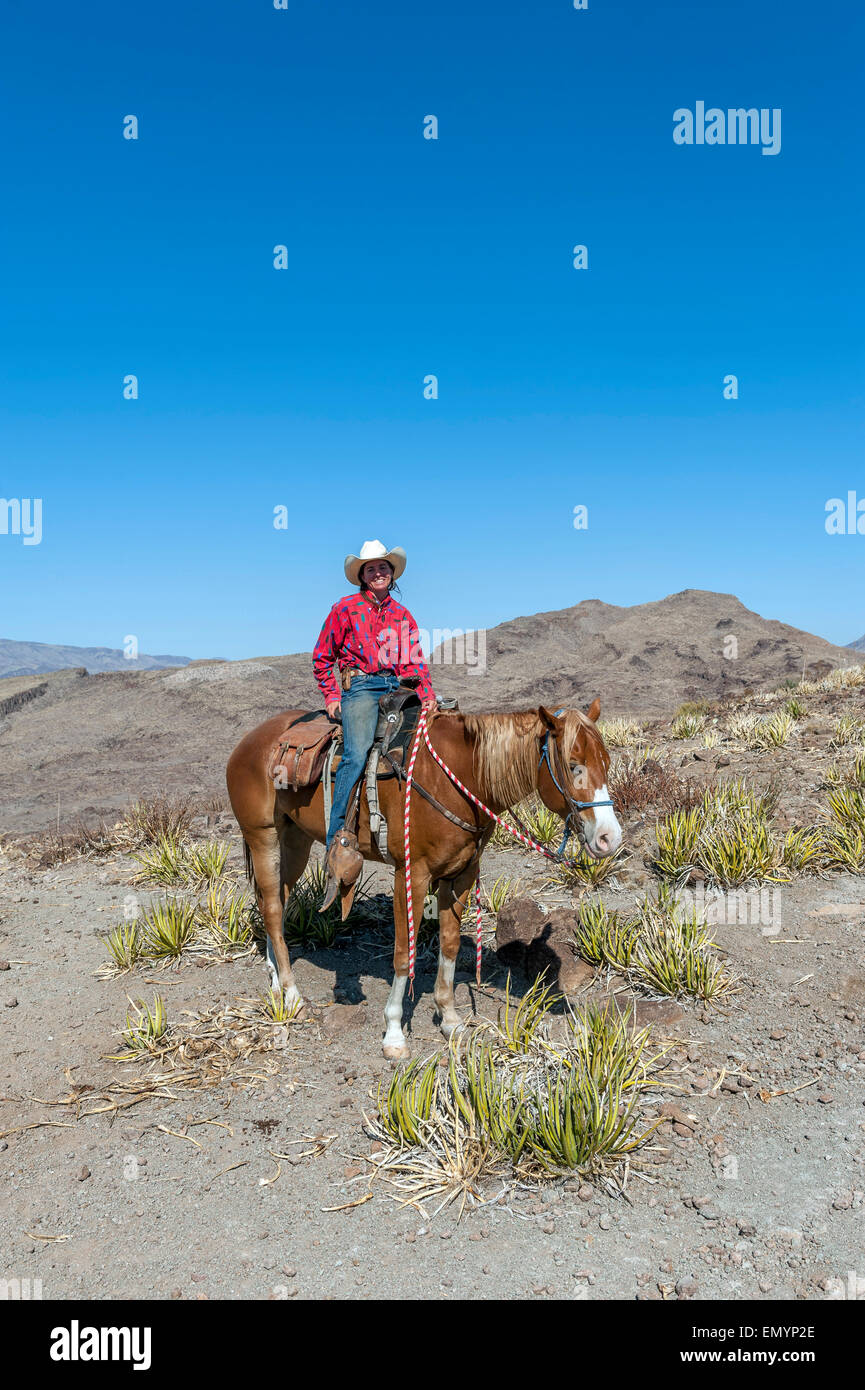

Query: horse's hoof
[382,1042,411,1062]
[439,1017,465,1040]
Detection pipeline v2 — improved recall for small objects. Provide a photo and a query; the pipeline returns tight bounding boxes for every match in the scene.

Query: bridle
[538,707,614,859]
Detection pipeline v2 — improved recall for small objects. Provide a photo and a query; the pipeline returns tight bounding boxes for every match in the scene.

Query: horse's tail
[242,837,258,893]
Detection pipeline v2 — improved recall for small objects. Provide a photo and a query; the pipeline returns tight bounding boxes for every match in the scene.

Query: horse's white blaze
[383,973,409,1049]
[587,784,622,853]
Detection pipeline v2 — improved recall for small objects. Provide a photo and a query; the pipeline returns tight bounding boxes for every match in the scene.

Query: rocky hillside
[0,591,861,834]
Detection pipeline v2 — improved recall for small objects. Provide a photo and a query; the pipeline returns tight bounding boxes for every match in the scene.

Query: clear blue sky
[1,0,862,658]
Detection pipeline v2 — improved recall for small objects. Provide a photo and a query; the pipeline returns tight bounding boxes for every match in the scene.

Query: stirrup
[319,831,363,917]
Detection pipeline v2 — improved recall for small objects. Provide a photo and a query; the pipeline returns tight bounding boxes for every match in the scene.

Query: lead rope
[403,709,591,992]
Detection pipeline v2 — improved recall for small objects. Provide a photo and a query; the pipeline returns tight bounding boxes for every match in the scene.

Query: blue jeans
[326,671,401,847]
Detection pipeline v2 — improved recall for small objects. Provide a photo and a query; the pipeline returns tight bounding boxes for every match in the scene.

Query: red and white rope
[403,709,570,988]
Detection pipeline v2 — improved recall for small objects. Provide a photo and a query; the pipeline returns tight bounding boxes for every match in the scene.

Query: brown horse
[225,699,621,1058]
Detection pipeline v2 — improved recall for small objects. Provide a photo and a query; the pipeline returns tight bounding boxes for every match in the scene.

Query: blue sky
[1,0,862,659]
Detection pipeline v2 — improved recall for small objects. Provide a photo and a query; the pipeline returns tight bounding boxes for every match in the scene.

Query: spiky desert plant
[261,987,303,1024]
[781,827,830,875]
[121,995,167,1053]
[196,884,254,951]
[702,729,720,748]
[573,891,734,1001]
[671,711,705,740]
[484,875,522,914]
[139,897,198,960]
[551,845,627,891]
[497,975,558,1053]
[101,920,143,972]
[655,779,784,885]
[131,830,189,886]
[726,710,760,742]
[370,988,668,1195]
[783,696,806,720]
[520,796,561,848]
[825,753,865,788]
[747,710,795,750]
[830,715,865,749]
[597,718,645,749]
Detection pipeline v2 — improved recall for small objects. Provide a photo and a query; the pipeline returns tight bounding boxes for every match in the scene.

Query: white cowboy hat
[344,539,407,586]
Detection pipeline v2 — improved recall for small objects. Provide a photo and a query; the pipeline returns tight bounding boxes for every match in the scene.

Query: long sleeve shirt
[313,591,436,705]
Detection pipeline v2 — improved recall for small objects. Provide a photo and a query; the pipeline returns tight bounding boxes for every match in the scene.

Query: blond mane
[461,709,596,808]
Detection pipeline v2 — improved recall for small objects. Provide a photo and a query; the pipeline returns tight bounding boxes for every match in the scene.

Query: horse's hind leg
[434,865,477,1038]
[245,821,309,1013]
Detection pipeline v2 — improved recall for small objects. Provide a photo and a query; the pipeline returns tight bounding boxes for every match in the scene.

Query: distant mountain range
[848,634,865,652]
[1,590,864,834]
[0,638,192,679]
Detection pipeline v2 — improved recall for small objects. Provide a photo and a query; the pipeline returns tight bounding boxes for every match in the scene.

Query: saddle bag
[268,714,338,791]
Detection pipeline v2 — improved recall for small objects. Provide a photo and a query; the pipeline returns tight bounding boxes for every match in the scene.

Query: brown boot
[319,831,364,914]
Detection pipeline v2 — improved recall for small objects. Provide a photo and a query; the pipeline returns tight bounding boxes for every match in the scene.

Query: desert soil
[2,693,865,1302]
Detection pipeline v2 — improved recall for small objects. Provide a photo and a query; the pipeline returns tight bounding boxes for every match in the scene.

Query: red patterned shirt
[313,592,436,704]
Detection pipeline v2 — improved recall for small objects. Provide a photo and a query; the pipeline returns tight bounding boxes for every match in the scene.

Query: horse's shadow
[253,892,573,1034]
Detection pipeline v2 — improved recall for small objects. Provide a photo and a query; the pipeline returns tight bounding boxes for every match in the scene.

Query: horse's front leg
[434,865,477,1039]
[384,859,429,1060]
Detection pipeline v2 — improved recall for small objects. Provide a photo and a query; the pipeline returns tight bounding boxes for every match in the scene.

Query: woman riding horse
[313,539,437,905]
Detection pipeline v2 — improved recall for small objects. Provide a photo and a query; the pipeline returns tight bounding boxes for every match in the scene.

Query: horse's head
[536,699,622,858]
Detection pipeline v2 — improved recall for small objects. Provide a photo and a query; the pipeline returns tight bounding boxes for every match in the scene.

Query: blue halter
[539,708,615,859]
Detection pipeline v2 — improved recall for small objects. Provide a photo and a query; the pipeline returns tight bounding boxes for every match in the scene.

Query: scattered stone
[77,1166,90,1181]
[676,1276,698,1300]
[0,960,9,971]
[494,898,547,970]
[4,997,18,1008]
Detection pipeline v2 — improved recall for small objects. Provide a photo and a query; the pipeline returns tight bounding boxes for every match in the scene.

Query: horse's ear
[538,705,560,731]
[586,697,601,723]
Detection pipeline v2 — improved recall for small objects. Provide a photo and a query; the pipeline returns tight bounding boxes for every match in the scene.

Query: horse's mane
[461,709,596,808]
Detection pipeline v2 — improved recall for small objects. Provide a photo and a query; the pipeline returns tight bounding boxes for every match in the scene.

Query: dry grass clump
[573,889,735,1000]
[654,780,784,887]
[607,754,708,819]
[117,793,197,847]
[368,981,668,1213]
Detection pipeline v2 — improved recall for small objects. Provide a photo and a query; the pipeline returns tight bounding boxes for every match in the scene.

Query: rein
[403,708,616,989]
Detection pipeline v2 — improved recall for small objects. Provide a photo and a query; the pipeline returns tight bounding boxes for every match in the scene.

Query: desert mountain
[0,637,192,679]
[848,633,865,652]
[0,590,861,834]
[429,590,861,714]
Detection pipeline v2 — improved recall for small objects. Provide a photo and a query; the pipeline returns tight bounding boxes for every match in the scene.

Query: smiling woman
[312,540,438,879]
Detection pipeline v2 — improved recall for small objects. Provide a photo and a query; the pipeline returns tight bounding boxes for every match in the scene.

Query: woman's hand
[326,700,341,720]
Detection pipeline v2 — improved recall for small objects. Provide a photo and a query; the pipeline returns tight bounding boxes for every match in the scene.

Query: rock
[676,1277,698,1300]
[817,1093,835,1104]
[4,997,18,1008]
[598,1214,612,1230]
[78,1166,91,1181]
[321,1004,367,1035]
[494,897,547,970]
[0,960,9,971]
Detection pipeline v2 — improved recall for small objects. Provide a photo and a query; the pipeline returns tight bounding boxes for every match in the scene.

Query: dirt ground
[2,760,864,1301]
